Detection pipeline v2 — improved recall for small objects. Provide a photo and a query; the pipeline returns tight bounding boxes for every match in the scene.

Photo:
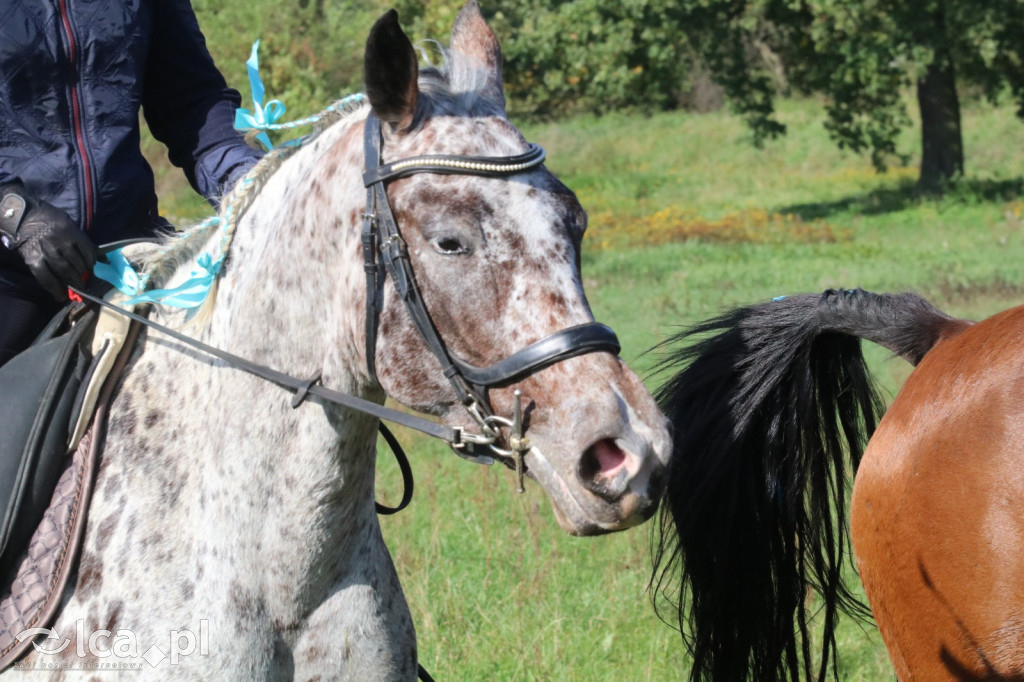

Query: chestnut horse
[651,288,1024,680]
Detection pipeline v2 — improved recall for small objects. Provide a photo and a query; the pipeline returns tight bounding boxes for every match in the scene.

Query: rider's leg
[0,279,61,367]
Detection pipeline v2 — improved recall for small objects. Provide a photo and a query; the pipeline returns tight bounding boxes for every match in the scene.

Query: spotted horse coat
[4,3,671,680]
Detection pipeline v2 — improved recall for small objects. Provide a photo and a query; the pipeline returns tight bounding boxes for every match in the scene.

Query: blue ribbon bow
[234,40,284,150]
[93,248,224,309]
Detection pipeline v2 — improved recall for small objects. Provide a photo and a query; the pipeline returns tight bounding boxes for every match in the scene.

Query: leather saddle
[0,290,140,670]
[0,301,98,577]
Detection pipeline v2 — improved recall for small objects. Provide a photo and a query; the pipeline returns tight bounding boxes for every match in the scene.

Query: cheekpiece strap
[359,112,620,428]
[362,114,476,407]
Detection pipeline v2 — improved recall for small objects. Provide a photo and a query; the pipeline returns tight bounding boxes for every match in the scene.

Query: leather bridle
[360,113,621,476]
[72,111,623,496]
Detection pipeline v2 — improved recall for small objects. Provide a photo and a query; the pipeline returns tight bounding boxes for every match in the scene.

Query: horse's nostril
[578,438,628,501]
[594,439,626,474]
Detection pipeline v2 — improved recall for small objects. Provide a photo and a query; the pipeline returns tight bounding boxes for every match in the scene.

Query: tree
[195,0,698,123]
[392,0,695,119]
[673,0,1024,193]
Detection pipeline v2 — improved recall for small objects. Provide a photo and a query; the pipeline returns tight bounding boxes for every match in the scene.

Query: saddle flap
[0,308,95,570]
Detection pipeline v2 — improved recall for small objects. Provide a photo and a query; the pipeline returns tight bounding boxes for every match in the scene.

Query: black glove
[0,185,97,300]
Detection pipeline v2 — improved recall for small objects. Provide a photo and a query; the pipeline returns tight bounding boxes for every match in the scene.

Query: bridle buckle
[380,233,406,257]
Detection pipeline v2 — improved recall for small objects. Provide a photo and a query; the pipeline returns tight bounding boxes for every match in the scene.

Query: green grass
[376,434,683,680]
[151,96,1022,679]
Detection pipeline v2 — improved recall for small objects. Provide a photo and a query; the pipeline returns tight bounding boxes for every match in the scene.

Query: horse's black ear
[450,0,505,108]
[364,10,419,129]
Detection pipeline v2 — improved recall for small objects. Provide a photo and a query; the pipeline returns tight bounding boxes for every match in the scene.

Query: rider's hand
[0,186,97,300]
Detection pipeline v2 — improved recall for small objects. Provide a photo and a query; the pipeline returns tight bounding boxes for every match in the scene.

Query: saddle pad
[0,429,96,667]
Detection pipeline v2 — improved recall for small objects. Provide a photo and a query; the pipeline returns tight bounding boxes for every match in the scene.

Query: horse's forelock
[416,43,502,114]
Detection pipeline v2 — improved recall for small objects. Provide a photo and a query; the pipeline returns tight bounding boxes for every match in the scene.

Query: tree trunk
[916,47,964,194]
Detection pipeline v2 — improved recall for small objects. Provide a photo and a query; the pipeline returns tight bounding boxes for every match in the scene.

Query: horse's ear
[364,10,419,129]
[450,0,505,108]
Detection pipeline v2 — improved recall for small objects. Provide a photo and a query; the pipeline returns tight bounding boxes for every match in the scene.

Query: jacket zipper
[57,0,95,233]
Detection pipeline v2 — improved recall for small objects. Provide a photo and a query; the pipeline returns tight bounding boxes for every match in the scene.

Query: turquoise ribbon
[234,40,283,150]
[93,249,224,309]
[93,249,141,297]
[234,40,368,151]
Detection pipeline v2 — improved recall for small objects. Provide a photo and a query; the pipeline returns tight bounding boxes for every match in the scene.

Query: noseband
[361,113,621,470]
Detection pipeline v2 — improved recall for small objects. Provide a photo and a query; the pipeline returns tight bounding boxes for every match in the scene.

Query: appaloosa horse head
[361,5,670,536]
[5,3,668,680]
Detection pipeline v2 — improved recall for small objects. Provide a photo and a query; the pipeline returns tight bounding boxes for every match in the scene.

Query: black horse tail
[650,288,964,681]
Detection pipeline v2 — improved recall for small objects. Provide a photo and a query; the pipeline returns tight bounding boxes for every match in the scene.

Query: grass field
[154,96,1022,679]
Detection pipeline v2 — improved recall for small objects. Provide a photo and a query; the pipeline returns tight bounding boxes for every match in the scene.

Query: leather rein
[71,111,621,503]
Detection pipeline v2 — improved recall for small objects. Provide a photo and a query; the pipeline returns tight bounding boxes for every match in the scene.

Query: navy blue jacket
[0,0,262,287]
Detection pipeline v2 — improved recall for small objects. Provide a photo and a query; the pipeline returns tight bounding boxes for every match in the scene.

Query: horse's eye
[432,237,467,255]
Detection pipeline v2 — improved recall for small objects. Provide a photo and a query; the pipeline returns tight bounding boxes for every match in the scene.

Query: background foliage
[395,0,695,118]
[191,0,375,112]
[182,0,1022,190]
[193,0,698,121]
[671,0,1024,188]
